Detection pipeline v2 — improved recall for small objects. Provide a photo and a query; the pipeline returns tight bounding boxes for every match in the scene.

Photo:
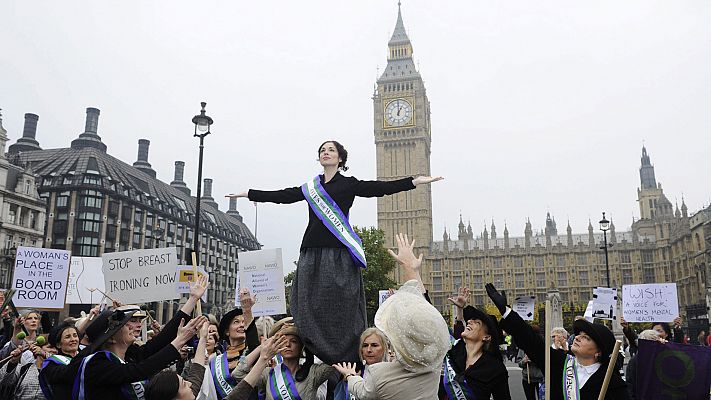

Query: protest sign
[102,247,179,304]
[378,290,394,307]
[176,265,208,302]
[636,340,711,400]
[513,296,536,321]
[234,273,241,308]
[66,257,105,304]
[592,287,617,320]
[622,283,679,323]
[238,248,286,317]
[12,247,71,309]
[583,300,594,322]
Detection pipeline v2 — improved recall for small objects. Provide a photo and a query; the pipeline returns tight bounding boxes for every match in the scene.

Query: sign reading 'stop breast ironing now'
[102,247,179,303]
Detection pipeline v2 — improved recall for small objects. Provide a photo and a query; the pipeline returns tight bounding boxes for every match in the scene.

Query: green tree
[284,269,296,314]
[355,226,398,326]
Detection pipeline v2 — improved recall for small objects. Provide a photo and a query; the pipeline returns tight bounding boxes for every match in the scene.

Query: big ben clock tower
[374,3,433,282]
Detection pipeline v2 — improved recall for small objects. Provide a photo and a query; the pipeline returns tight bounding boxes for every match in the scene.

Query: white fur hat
[374,279,451,372]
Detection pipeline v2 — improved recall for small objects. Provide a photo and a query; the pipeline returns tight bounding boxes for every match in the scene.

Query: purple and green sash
[301,176,366,268]
[268,363,302,400]
[73,351,146,400]
[39,354,71,399]
[210,352,238,399]
[442,354,476,400]
[562,354,581,400]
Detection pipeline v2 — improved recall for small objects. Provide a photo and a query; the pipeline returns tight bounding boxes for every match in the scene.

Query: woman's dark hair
[145,370,179,400]
[48,321,77,350]
[318,140,348,171]
[653,322,672,338]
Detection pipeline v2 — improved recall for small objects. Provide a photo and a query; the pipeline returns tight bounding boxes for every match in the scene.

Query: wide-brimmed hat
[269,317,299,338]
[573,318,616,362]
[462,306,503,347]
[375,280,451,372]
[85,308,139,353]
[218,308,244,341]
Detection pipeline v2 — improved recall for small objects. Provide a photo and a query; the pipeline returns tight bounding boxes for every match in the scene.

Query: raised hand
[240,288,257,311]
[174,316,208,348]
[412,176,444,186]
[332,362,358,378]
[225,192,248,199]
[387,233,422,272]
[447,287,470,309]
[673,316,682,329]
[260,334,289,361]
[190,274,209,300]
[485,283,508,315]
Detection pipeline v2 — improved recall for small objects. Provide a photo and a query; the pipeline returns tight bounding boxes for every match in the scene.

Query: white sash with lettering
[562,354,581,400]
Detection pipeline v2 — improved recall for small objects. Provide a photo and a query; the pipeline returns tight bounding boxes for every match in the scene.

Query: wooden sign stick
[191,251,202,316]
[545,299,551,400]
[597,340,622,400]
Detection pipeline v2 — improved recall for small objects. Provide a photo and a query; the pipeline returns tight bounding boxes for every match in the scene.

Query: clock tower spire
[374,3,433,282]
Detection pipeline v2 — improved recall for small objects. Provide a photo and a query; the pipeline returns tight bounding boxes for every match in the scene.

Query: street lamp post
[191,102,213,267]
[599,212,613,287]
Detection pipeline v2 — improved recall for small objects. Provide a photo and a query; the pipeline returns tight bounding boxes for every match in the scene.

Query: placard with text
[102,247,179,304]
[12,247,71,309]
[237,248,286,317]
[622,283,678,323]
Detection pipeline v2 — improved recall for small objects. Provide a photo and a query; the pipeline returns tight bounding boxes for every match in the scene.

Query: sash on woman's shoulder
[268,363,302,400]
[442,354,476,400]
[40,355,72,399]
[210,352,238,399]
[562,354,581,400]
[72,351,146,400]
[301,176,366,268]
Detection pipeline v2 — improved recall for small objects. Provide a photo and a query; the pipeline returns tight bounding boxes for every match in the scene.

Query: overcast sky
[1,1,710,273]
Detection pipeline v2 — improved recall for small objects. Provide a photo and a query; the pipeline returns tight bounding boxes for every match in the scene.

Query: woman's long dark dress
[248,172,415,364]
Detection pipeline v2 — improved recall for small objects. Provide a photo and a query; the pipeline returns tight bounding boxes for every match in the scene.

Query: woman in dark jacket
[227,140,442,368]
[73,308,206,400]
[486,283,629,400]
[440,305,511,400]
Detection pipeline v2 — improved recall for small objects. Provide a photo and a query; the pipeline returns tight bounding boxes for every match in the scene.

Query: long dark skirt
[291,247,366,364]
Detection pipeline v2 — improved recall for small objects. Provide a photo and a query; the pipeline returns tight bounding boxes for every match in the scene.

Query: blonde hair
[551,327,568,337]
[639,329,660,341]
[359,327,390,363]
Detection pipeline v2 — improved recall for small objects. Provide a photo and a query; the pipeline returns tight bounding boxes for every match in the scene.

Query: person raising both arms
[226,140,443,372]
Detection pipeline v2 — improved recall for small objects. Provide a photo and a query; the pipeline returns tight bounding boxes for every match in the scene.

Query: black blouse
[248,173,415,249]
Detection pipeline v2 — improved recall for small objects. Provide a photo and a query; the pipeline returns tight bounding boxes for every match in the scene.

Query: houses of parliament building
[373,5,711,332]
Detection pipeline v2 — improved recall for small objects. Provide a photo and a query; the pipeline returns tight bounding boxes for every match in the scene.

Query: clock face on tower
[384,98,413,127]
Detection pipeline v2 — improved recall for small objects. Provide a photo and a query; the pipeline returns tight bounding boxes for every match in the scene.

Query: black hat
[84,308,138,353]
[218,308,243,341]
[462,306,502,346]
[573,319,616,362]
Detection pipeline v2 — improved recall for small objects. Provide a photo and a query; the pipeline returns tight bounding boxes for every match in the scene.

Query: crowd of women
[0,141,689,399]
[0,231,641,400]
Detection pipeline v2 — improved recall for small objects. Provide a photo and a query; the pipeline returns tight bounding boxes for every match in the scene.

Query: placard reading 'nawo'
[102,247,179,304]
[622,283,679,323]
[237,248,286,317]
[12,247,71,309]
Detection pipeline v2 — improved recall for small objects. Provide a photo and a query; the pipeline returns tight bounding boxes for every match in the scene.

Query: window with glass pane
[557,272,567,287]
[515,273,525,288]
[535,256,544,267]
[536,272,546,287]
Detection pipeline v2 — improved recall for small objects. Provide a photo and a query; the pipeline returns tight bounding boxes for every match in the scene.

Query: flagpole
[545,299,551,400]
[598,340,622,400]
